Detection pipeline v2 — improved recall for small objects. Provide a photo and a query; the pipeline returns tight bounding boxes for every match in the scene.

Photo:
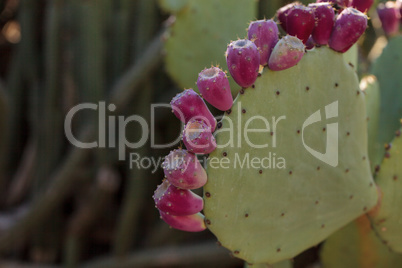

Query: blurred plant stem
[0,27,164,254]
[64,167,120,267]
[113,0,157,257]
[1,0,41,202]
[30,0,64,262]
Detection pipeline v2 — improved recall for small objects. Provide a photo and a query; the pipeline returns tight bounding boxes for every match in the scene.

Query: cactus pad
[369,126,402,253]
[321,215,402,268]
[160,0,257,93]
[360,76,382,172]
[204,47,378,264]
[371,36,402,146]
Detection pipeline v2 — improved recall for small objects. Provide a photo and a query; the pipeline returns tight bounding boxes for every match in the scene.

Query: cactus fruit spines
[183,119,217,154]
[153,180,204,216]
[285,5,316,44]
[368,126,402,253]
[321,215,402,268]
[377,2,401,37]
[268,35,305,71]
[247,19,279,66]
[226,39,260,88]
[351,0,374,12]
[308,3,335,45]
[328,7,368,53]
[171,89,217,131]
[204,47,378,264]
[162,149,207,190]
[197,67,233,111]
[159,211,206,232]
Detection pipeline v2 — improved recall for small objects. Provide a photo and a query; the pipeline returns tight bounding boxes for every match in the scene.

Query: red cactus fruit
[183,119,216,154]
[162,149,207,190]
[285,5,316,44]
[247,19,279,66]
[377,2,400,36]
[277,2,299,32]
[159,211,206,232]
[305,36,316,49]
[351,0,374,12]
[153,180,204,216]
[171,89,217,131]
[226,39,260,88]
[197,67,233,111]
[328,7,367,53]
[268,35,305,71]
[309,3,335,45]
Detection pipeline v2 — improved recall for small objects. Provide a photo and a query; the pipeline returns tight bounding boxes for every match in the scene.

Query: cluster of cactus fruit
[154,0,402,265]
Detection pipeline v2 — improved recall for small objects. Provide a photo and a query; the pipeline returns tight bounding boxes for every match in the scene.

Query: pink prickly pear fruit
[170,89,217,131]
[153,180,204,216]
[377,2,400,36]
[162,149,207,190]
[285,5,316,44]
[183,119,216,154]
[196,67,233,111]
[305,36,316,49]
[277,2,299,32]
[308,3,335,45]
[351,0,373,12]
[226,39,260,88]
[268,35,305,71]
[247,19,279,66]
[328,7,367,53]
[159,211,206,232]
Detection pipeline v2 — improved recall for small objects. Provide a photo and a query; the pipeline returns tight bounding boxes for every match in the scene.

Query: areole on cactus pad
[203,47,378,264]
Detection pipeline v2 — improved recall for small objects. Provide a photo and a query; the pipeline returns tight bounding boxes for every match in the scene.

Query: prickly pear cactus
[371,36,402,146]
[320,215,402,268]
[159,0,257,93]
[368,125,402,253]
[361,75,382,172]
[203,47,378,264]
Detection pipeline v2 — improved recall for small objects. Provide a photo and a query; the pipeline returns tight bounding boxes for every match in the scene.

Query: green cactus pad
[321,215,402,268]
[343,44,358,70]
[371,36,402,147]
[160,0,257,94]
[361,75,382,172]
[204,47,378,264]
[369,126,402,253]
